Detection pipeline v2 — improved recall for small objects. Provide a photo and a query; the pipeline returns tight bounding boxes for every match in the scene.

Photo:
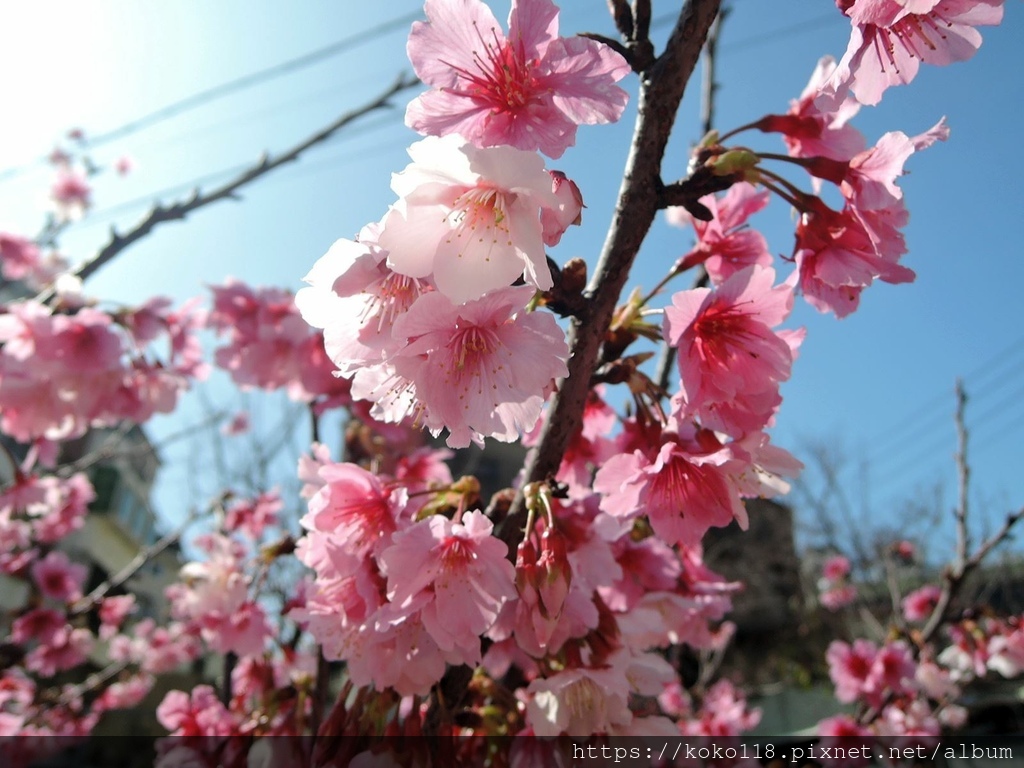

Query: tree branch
[69,509,197,614]
[498,0,722,548]
[920,382,1024,642]
[36,73,419,304]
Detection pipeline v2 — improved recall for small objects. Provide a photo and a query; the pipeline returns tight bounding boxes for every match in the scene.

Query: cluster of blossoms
[819,554,858,611]
[0,296,206,443]
[292,431,746,736]
[0,0,1015,754]
[206,280,351,413]
[822,636,974,738]
[299,0,631,448]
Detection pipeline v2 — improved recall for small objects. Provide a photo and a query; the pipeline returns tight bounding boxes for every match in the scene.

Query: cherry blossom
[379,510,516,666]
[595,421,746,548]
[378,136,564,304]
[356,285,568,448]
[665,182,773,286]
[819,0,1005,107]
[794,198,915,318]
[296,228,433,376]
[223,490,281,539]
[756,55,866,161]
[664,265,799,436]
[0,232,42,283]
[902,584,942,622]
[406,0,631,158]
[50,168,92,221]
[30,551,87,602]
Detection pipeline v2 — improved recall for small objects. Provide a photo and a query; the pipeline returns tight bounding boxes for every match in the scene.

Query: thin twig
[57,660,131,707]
[954,379,971,570]
[36,73,419,303]
[918,382,1023,642]
[653,7,726,395]
[69,509,197,614]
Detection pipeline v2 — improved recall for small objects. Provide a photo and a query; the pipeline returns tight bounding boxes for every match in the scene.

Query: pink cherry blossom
[301,462,407,558]
[224,490,281,539]
[0,299,203,441]
[838,118,949,210]
[865,641,916,703]
[361,286,568,448]
[378,136,562,304]
[817,713,872,737]
[594,422,746,548]
[98,595,136,637]
[156,685,237,736]
[902,584,942,622]
[0,232,42,282]
[24,626,93,677]
[987,623,1024,677]
[524,664,633,736]
[208,280,344,406]
[406,0,630,158]
[378,510,516,665]
[296,229,433,375]
[11,608,66,646]
[679,679,761,736]
[820,584,858,611]
[819,0,1005,107]
[31,551,87,602]
[540,170,583,246]
[795,198,914,318]
[114,155,135,176]
[756,56,866,161]
[827,638,878,703]
[664,265,799,436]
[822,555,852,581]
[50,168,92,221]
[666,182,774,286]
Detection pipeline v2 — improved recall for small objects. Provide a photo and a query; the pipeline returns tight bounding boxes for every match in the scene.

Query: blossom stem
[755,169,810,212]
[716,119,763,144]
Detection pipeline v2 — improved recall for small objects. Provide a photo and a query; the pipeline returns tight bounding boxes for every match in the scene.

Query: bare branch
[69,509,197,614]
[607,0,634,39]
[919,382,1024,642]
[953,379,971,569]
[36,73,419,304]
[632,0,652,42]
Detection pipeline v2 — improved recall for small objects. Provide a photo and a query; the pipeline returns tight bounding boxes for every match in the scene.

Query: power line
[0,9,422,184]
[869,381,1024,495]
[863,336,1024,459]
[649,10,841,51]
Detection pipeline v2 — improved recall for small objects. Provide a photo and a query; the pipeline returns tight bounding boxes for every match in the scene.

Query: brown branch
[632,0,652,42]
[608,0,634,39]
[58,660,131,707]
[653,8,726,396]
[36,73,419,304]
[918,381,1024,642]
[953,379,971,570]
[69,510,196,614]
[498,0,722,550]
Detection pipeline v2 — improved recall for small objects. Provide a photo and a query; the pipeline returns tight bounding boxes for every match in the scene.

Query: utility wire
[863,337,1024,460]
[66,111,406,233]
[870,380,1024,494]
[0,9,423,184]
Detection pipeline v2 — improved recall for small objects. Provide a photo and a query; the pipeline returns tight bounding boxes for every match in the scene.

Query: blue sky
[0,1,1020,556]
